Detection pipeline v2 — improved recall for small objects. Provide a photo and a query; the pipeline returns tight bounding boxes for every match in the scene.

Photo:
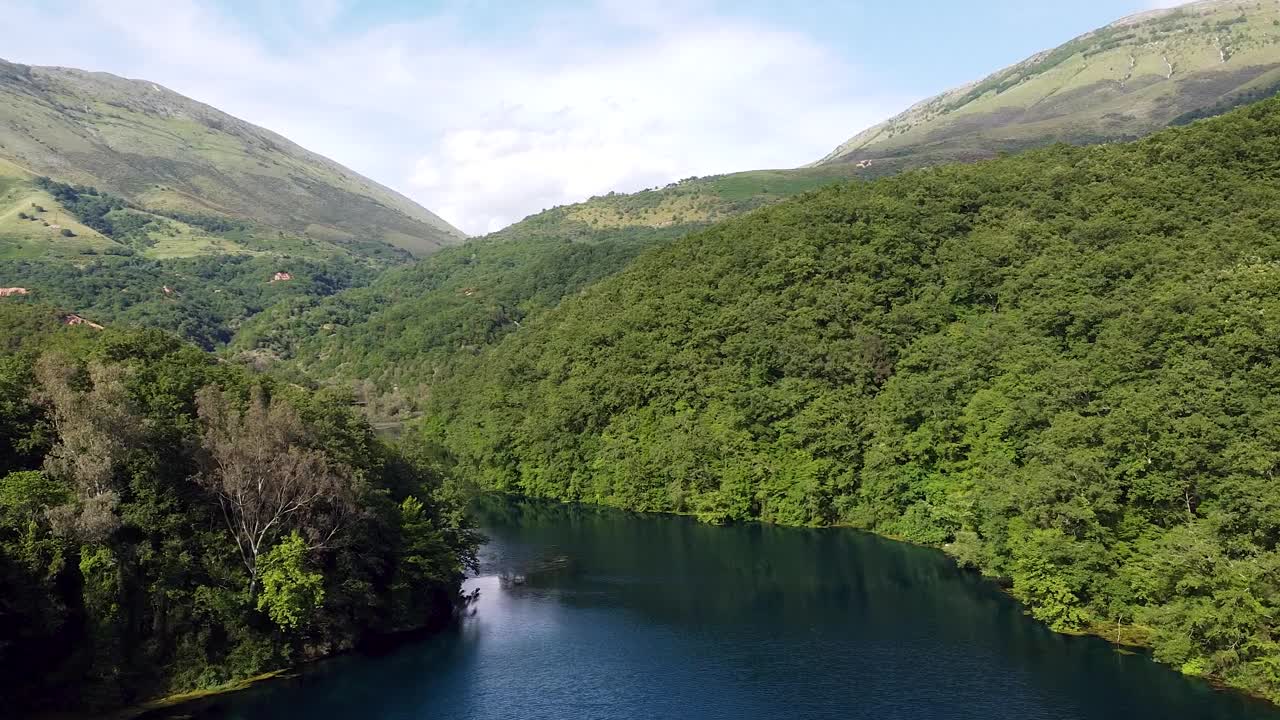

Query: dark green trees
[0,309,478,714]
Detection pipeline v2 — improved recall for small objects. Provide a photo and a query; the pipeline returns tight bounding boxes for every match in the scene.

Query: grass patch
[144,232,253,259]
[0,182,119,258]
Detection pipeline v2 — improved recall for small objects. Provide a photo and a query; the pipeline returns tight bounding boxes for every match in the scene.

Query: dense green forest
[229,166,864,405]
[418,97,1280,701]
[0,254,377,349]
[0,304,479,714]
[232,217,697,402]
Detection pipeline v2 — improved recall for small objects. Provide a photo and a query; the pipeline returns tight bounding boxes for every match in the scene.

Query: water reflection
[166,496,1280,720]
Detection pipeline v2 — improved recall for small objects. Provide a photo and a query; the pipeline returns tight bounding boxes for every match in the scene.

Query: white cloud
[0,0,905,235]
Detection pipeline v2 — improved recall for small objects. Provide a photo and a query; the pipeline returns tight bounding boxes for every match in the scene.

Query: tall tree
[35,356,140,542]
[195,386,354,596]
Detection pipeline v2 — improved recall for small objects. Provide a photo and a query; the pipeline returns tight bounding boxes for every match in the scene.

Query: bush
[60,229,75,238]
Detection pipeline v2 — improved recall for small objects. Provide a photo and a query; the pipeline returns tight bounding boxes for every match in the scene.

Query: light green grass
[0,182,119,259]
[821,0,1280,165]
[0,60,464,256]
[143,232,254,259]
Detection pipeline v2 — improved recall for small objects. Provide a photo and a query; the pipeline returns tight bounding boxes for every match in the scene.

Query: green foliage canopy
[0,306,479,714]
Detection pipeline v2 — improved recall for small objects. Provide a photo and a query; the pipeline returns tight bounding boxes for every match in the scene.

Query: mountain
[818,0,1280,170]
[17,0,1280,358]
[0,58,471,348]
[228,1,1280,406]
[228,164,863,413]
[0,59,464,257]
[423,96,1280,702]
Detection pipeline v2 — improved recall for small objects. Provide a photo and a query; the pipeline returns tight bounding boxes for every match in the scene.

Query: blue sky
[0,0,1184,233]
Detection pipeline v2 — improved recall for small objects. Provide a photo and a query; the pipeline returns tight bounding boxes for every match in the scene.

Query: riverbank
[100,496,1280,720]
[21,606,476,720]
[92,491,1280,717]
[489,492,1278,709]
[111,671,291,720]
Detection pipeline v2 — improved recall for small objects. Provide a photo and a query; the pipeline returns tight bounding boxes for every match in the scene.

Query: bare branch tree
[194,386,354,596]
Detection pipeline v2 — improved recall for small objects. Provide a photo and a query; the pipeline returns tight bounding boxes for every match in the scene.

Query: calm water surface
[173,498,1280,720]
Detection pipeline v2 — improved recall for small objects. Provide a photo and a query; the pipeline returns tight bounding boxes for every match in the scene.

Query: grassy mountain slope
[0,58,465,256]
[555,166,861,229]
[819,0,1280,171]
[423,98,1280,701]
[0,172,268,261]
[0,171,401,263]
[0,58,465,349]
[0,172,386,348]
[0,160,118,258]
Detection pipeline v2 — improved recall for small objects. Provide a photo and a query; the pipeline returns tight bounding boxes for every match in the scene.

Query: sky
[0,0,1190,235]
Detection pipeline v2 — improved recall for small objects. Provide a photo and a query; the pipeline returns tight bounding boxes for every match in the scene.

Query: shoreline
[110,671,291,720]
[59,495,1277,717]
[76,615,468,720]
[492,493,1280,709]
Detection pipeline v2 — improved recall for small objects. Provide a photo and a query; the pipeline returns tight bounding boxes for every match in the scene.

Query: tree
[34,356,140,542]
[0,316,479,714]
[256,531,325,630]
[195,385,353,597]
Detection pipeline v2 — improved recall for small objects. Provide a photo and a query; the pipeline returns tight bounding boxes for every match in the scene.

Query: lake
[169,497,1280,720]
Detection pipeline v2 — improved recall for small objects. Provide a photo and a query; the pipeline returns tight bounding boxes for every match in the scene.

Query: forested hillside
[2,253,377,349]
[229,168,857,404]
[0,305,479,715]
[0,107,436,353]
[421,97,1280,701]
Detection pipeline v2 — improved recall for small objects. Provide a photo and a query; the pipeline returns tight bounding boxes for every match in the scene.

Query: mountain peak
[0,58,465,256]
[816,0,1280,169]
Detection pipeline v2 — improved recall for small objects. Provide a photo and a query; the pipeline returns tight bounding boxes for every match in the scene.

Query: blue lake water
[170,498,1280,720]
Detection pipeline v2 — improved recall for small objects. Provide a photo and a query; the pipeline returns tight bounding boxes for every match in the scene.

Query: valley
[5,0,1280,716]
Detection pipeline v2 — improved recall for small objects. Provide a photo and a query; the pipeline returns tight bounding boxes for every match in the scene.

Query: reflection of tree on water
[468,495,1280,720]
[460,586,481,617]
[499,553,574,590]
[473,493,991,631]
[161,494,1280,720]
